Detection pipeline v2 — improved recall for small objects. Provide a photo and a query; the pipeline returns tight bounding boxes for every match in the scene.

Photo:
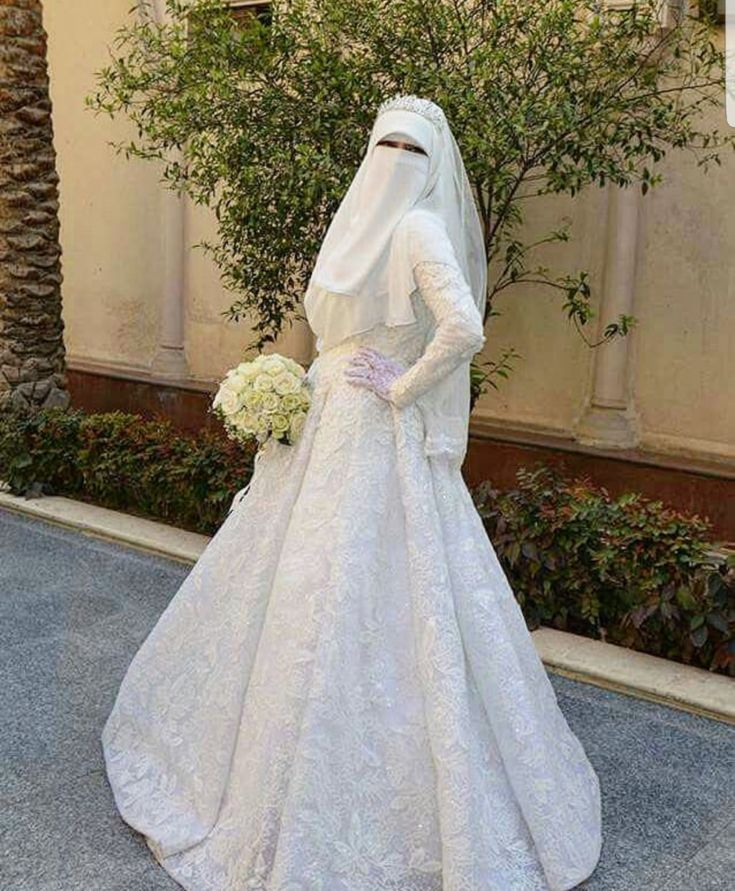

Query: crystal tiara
[377,94,447,129]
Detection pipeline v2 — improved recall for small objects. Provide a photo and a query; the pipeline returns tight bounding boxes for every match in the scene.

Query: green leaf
[690,625,709,648]
[675,586,697,610]
[706,613,730,635]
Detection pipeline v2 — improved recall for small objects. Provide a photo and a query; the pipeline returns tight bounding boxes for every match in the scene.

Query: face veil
[306,97,485,349]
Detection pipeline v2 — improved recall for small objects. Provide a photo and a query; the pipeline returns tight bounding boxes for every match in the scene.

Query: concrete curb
[533,628,734,725]
[2,489,733,725]
[0,489,208,564]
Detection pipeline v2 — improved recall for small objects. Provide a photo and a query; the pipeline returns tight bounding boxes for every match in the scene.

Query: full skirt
[102,349,602,891]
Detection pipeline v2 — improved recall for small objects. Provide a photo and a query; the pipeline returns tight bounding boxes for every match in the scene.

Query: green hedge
[473,465,734,676]
[0,408,255,535]
[1,408,732,675]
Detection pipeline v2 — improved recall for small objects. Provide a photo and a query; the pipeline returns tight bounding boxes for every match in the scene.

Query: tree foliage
[88,0,732,356]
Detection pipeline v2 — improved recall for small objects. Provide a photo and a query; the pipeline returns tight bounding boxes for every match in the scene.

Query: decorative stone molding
[0,0,69,411]
[150,186,190,379]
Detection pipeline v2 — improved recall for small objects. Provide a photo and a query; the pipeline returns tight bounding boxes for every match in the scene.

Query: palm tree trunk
[0,0,68,412]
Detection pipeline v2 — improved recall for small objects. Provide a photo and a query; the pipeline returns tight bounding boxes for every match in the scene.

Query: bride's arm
[345,210,485,404]
[387,259,485,407]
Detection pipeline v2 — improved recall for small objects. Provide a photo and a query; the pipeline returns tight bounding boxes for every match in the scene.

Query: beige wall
[46,0,307,382]
[472,96,735,465]
[633,127,735,461]
[469,16,735,466]
[475,188,608,437]
[46,4,734,466]
[45,0,164,371]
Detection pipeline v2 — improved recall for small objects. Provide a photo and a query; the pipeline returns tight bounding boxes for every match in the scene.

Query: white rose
[284,357,306,378]
[259,391,280,412]
[289,411,307,441]
[280,392,301,411]
[243,406,260,424]
[237,361,259,379]
[273,371,301,396]
[232,370,253,389]
[213,381,242,416]
[244,389,263,410]
[259,354,287,376]
[253,373,275,392]
[270,413,290,435]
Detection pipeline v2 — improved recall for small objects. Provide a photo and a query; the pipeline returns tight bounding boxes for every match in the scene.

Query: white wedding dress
[103,254,602,891]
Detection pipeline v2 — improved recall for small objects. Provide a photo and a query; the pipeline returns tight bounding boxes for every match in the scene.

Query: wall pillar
[148,0,189,380]
[150,186,189,378]
[575,184,641,449]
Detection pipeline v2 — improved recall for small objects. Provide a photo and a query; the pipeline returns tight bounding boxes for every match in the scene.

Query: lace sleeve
[388,260,486,408]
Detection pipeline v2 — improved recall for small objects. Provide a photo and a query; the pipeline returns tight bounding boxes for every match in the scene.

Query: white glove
[344,347,406,403]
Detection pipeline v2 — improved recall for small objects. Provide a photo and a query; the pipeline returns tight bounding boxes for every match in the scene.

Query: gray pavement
[1,506,733,891]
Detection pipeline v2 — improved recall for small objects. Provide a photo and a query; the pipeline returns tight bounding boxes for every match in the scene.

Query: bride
[102,95,602,891]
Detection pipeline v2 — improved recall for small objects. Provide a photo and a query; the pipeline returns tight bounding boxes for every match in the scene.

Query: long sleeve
[388,259,486,409]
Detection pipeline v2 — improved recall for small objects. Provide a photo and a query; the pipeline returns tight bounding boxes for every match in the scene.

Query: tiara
[377,94,447,129]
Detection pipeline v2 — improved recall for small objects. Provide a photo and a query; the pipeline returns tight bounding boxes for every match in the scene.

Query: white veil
[305,95,487,465]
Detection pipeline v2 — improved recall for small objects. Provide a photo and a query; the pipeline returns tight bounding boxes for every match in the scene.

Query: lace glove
[344,347,407,403]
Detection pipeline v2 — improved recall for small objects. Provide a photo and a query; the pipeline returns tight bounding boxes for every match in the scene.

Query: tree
[0,0,68,412]
[88,0,732,379]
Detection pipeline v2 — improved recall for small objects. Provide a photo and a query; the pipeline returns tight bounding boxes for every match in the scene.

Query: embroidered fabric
[389,259,485,408]
[102,250,602,890]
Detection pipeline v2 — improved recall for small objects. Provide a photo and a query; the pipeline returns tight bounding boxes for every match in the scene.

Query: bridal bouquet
[212,353,310,447]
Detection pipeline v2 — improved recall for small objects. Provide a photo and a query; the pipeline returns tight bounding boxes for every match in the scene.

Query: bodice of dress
[308,288,431,390]
[308,259,485,405]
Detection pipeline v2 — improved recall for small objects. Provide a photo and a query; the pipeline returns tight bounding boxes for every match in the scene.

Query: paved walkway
[1,507,733,891]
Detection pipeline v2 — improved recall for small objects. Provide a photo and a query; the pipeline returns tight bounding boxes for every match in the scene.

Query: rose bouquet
[212,353,310,447]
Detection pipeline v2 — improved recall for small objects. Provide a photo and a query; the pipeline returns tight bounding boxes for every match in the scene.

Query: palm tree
[0,0,68,411]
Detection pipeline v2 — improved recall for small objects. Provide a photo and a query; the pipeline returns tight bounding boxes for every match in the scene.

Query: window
[228,1,272,27]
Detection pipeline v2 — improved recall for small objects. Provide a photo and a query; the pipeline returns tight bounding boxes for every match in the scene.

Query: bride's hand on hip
[344,347,406,403]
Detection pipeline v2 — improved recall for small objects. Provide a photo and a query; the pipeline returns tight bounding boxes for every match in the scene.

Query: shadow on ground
[1,507,733,891]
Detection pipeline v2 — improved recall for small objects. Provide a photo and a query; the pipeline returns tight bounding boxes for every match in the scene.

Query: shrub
[0,406,84,499]
[0,408,255,535]
[473,464,735,675]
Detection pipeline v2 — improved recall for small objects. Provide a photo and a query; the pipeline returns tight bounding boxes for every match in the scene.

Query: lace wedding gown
[103,256,602,891]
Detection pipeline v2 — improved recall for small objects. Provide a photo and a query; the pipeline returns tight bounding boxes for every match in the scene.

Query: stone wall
[0,0,67,411]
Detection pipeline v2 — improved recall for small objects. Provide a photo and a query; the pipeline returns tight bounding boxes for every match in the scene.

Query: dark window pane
[229,1,272,27]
